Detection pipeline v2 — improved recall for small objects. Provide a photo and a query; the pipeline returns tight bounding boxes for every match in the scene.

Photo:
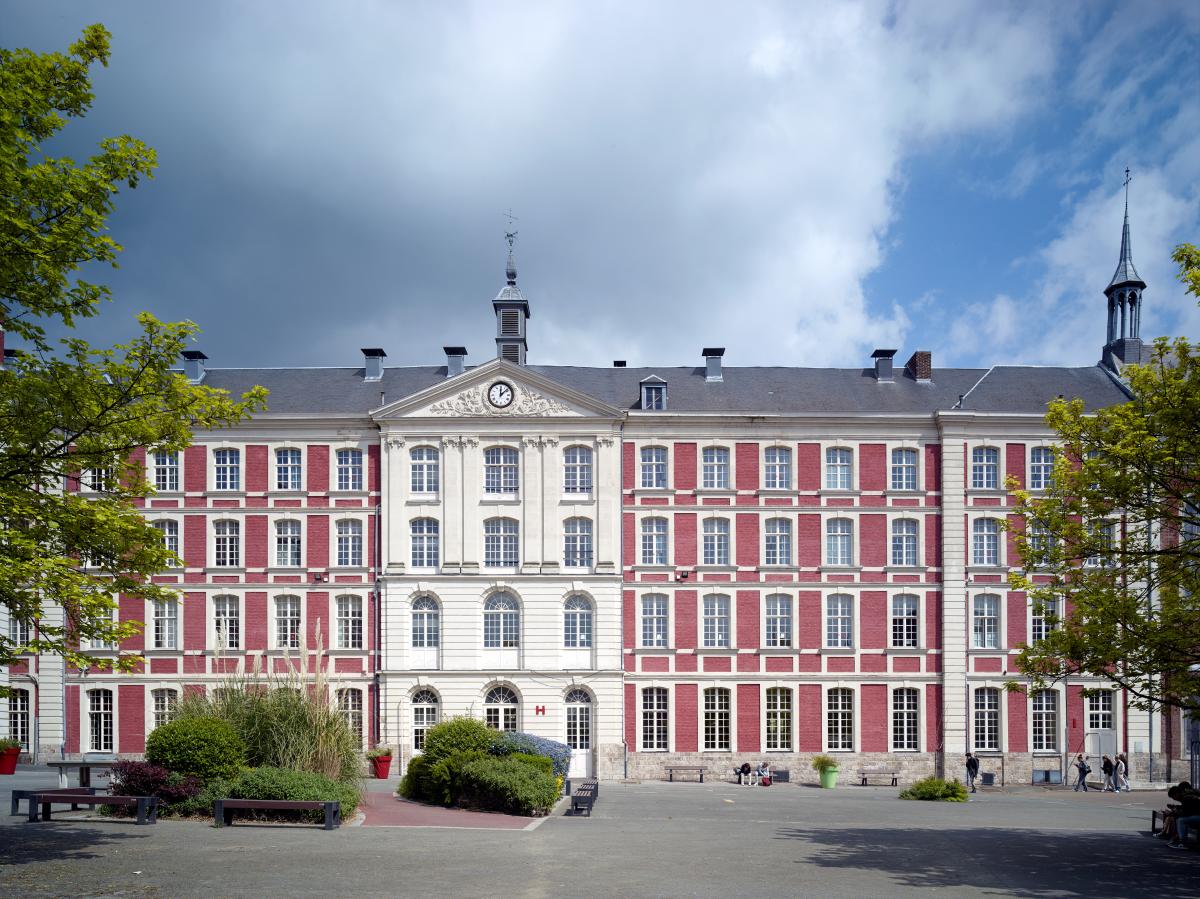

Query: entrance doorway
[565,689,593,778]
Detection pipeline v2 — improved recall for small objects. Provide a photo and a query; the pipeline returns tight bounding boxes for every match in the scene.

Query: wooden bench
[11,787,98,816]
[571,779,598,816]
[213,798,341,830]
[665,765,706,783]
[858,766,898,787]
[27,792,158,825]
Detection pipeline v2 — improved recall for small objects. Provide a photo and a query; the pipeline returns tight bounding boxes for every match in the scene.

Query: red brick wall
[797,515,821,567]
[119,594,144,652]
[735,443,759,491]
[675,443,696,491]
[368,444,381,492]
[675,684,698,752]
[926,684,943,752]
[307,592,328,648]
[861,684,887,751]
[674,590,697,649]
[246,445,268,492]
[1005,443,1026,490]
[860,514,886,567]
[925,591,942,648]
[622,512,635,566]
[184,515,206,568]
[736,590,758,649]
[245,591,267,651]
[860,591,886,649]
[307,515,329,569]
[796,443,821,491]
[119,684,145,753]
[245,515,268,569]
[798,684,822,751]
[736,514,759,567]
[625,683,636,747]
[1006,592,1027,648]
[623,590,635,649]
[674,513,696,567]
[1067,685,1085,754]
[184,446,206,492]
[1006,514,1023,570]
[307,445,329,493]
[65,685,79,753]
[1007,691,1028,752]
[798,591,821,648]
[183,590,205,651]
[622,442,635,490]
[924,444,940,492]
[737,684,760,752]
[859,444,886,491]
[924,514,941,567]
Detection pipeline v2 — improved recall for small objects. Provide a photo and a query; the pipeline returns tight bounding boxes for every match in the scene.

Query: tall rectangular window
[827,688,854,750]
[641,517,668,565]
[765,518,792,566]
[7,689,30,751]
[765,594,792,648]
[411,597,440,649]
[891,594,919,648]
[336,520,363,567]
[8,616,31,651]
[702,447,730,489]
[892,687,919,751]
[972,594,1000,649]
[641,595,668,648]
[971,447,999,490]
[338,688,364,745]
[1030,596,1061,644]
[412,691,439,749]
[1029,446,1054,490]
[974,687,1000,751]
[214,448,240,491]
[214,520,240,567]
[410,447,439,493]
[275,520,301,567]
[276,448,302,490]
[703,687,731,750]
[825,447,852,490]
[642,687,669,750]
[765,687,793,751]
[972,519,1000,566]
[764,447,791,490]
[563,446,593,493]
[642,383,666,410]
[151,689,177,732]
[153,520,179,566]
[88,689,114,752]
[826,518,853,566]
[337,448,364,491]
[152,599,177,650]
[826,594,853,648]
[1032,690,1058,751]
[891,448,918,491]
[640,447,667,488]
[1028,523,1054,567]
[483,446,519,494]
[702,519,730,566]
[702,594,730,648]
[411,518,439,568]
[563,517,593,567]
[152,450,179,492]
[483,518,519,567]
[1087,691,1114,730]
[336,595,363,649]
[275,596,301,650]
[1084,520,1116,568]
[214,595,240,650]
[891,519,918,566]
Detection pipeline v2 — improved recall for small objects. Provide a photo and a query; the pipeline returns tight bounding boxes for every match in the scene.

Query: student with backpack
[1073,754,1091,792]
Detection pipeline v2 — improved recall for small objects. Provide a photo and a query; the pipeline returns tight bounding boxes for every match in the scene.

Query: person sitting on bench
[735,762,752,784]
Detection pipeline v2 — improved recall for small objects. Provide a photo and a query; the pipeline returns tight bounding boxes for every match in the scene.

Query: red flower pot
[0,747,19,775]
[371,755,393,779]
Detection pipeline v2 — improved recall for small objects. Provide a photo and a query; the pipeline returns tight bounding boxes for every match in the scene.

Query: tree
[1009,244,1200,715]
[1,25,266,675]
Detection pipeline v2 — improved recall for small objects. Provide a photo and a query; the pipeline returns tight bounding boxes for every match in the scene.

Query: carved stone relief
[426,384,576,417]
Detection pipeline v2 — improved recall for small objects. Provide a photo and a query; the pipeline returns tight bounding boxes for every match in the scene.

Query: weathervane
[1123,167,1132,212]
[504,209,518,249]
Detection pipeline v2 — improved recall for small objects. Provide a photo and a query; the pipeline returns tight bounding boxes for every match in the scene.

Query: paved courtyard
[1,768,1195,898]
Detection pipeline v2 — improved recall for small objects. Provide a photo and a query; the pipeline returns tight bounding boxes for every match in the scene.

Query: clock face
[487,381,515,408]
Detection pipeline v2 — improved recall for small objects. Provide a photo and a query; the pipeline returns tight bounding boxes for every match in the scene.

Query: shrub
[494,732,572,778]
[458,756,560,816]
[899,777,968,802]
[811,754,839,773]
[366,745,392,759]
[398,754,435,803]
[168,776,235,818]
[0,738,21,750]
[421,717,501,764]
[228,766,360,819]
[509,752,554,778]
[145,717,244,781]
[428,750,488,806]
[111,761,202,805]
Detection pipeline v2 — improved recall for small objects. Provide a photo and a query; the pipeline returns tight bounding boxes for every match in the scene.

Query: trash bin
[980,772,995,787]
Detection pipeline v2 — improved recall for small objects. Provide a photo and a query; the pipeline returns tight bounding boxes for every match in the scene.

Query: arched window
[275,448,302,491]
[214,519,240,567]
[214,595,240,650]
[891,519,918,567]
[971,447,999,490]
[87,688,114,752]
[337,688,364,745]
[641,517,668,565]
[410,446,439,494]
[563,517,593,568]
[765,518,792,566]
[411,518,439,568]
[7,689,30,751]
[565,689,592,752]
[337,448,364,492]
[151,688,178,732]
[411,596,440,648]
[702,687,731,750]
[826,518,853,566]
[483,594,520,648]
[563,446,593,493]
[152,520,179,566]
[483,446,519,494]
[483,518,519,567]
[825,447,853,490]
[972,518,1000,566]
[412,690,440,749]
[563,595,593,648]
[702,518,730,566]
[484,686,519,731]
[336,520,363,567]
[275,520,301,567]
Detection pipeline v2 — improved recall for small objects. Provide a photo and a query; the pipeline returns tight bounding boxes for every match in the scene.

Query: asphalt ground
[1,767,1195,898]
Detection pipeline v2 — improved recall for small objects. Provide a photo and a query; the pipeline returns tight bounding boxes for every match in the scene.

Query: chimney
[905,350,932,382]
[613,360,627,368]
[181,350,207,383]
[703,347,725,383]
[871,348,897,382]
[443,346,467,378]
[361,348,386,381]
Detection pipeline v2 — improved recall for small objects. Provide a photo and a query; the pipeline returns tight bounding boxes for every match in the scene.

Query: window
[1030,596,1061,644]
[87,689,114,752]
[411,518,439,568]
[214,448,240,491]
[484,686,519,731]
[8,615,31,651]
[336,595,363,649]
[483,446,519,494]
[765,518,792,566]
[338,689,364,745]
[891,448,918,491]
[565,689,592,751]
[152,450,179,492]
[412,690,439,749]
[275,595,301,649]
[641,594,668,648]
[563,517,593,568]
[702,518,730,566]
[765,687,793,751]
[971,447,999,490]
[483,593,520,648]
[702,447,730,489]
[563,595,593,648]
[7,689,30,751]
[703,687,731,750]
[1084,520,1116,568]
[892,687,919,750]
[151,689,177,732]
[972,594,1000,649]
[1031,690,1058,751]
[825,447,852,490]
[483,518,519,567]
[410,446,439,494]
[563,446,593,493]
[765,595,792,648]
[1029,446,1054,490]
[1087,691,1114,730]
[276,448,302,490]
[214,595,240,650]
[411,596,440,648]
[891,594,919,648]
[153,520,180,567]
[764,447,791,490]
[891,519,918,567]
[336,520,363,567]
[702,594,730,648]
[826,518,853,566]
[826,594,853,648]
[337,448,364,491]
[972,518,1000,566]
[642,382,666,410]
[974,687,1000,751]
[1028,522,1053,567]
[151,599,177,650]
[640,447,667,489]
[641,517,668,565]
[81,466,114,492]
[214,519,240,567]
[275,520,301,567]
[84,604,119,651]
[642,687,669,750]
[827,688,854,750]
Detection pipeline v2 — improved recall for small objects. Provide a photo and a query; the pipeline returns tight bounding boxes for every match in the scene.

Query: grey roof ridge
[954,366,996,409]
[1096,360,1136,400]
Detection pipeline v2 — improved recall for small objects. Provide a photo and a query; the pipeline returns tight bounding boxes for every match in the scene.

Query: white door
[565,690,593,778]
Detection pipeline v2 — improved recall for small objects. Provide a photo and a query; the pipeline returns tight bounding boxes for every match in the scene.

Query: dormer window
[641,377,667,410]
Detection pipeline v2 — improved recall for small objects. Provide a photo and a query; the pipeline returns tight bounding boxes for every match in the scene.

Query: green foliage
[0,738,22,750]
[420,716,502,763]
[365,745,392,759]
[457,756,561,816]
[227,766,360,819]
[110,761,201,804]
[166,775,235,818]
[509,752,555,778]
[1174,243,1200,301]
[428,750,489,806]
[899,777,968,802]
[811,755,839,773]
[144,717,244,782]
[493,731,572,778]
[398,754,435,803]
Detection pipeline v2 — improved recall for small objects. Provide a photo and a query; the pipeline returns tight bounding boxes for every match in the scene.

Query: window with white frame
[1031,690,1058,750]
[336,595,363,649]
[411,595,440,648]
[891,448,918,491]
[972,594,1000,649]
[411,518,439,568]
[641,382,666,411]
[1087,691,1114,730]
[566,689,591,751]
[826,594,853,648]
[275,520,301,567]
[410,446,439,494]
[702,447,730,489]
[891,594,919,648]
[213,595,240,650]
[275,448,302,490]
[892,687,919,750]
[563,445,593,493]
[81,466,115,492]
[825,447,852,490]
[765,687,793,751]
[337,448,364,491]
[337,688,363,745]
[87,688,114,752]
[84,604,119,651]
[640,446,667,488]
[152,520,180,567]
[702,518,730,566]
[151,599,177,650]
[8,615,31,651]
[702,594,730,648]
[641,687,669,750]
[891,519,918,566]
[214,519,240,567]
[1028,522,1054,567]
[765,518,792,566]
[764,446,791,490]
[703,687,731,750]
[1029,446,1054,490]
[563,595,593,648]
[412,690,439,749]
[336,520,363,567]
[152,450,179,492]
[973,687,1000,751]
[483,518,519,567]
[483,594,520,648]
[484,686,519,731]
[1030,596,1061,644]
[1084,520,1116,568]
[563,517,593,568]
[151,688,177,732]
[826,518,853,566]
[641,517,668,565]
[972,518,1000,566]
[214,448,241,491]
[971,446,999,490]
[8,689,30,751]
[641,594,668,648]
[827,688,854,750]
[765,594,792,647]
[275,595,301,650]
[483,446,519,494]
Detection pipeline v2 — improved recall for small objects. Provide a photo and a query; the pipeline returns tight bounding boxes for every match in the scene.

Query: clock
[487,381,515,408]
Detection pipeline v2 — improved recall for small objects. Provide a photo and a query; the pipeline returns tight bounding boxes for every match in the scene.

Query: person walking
[966,752,980,793]
[1101,755,1115,791]
[1073,754,1091,792]
[1115,754,1129,792]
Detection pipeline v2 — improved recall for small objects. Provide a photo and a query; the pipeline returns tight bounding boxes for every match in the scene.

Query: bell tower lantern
[1102,168,1147,370]
[493,228,530,365]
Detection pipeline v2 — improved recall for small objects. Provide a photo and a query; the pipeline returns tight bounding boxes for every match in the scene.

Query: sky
[6,1,1200,373]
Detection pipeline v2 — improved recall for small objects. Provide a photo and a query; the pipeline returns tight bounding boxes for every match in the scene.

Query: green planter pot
[819,767,839,789]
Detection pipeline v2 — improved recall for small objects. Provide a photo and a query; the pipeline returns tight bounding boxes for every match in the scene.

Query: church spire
[1102,168,1147,370]
[1108,168,1144,290]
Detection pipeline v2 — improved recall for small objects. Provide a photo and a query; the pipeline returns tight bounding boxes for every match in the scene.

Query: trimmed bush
[421,717,501,763]
[145,717,244,781]
[228,766,360,818]
[458,756,560,816]
[899,777,968,802]
[509,752,554,778]
[428,750,488,806]
[398,754,436,803]
[111,761,202,805]
[494,731,571,778]
[168,776,235,818]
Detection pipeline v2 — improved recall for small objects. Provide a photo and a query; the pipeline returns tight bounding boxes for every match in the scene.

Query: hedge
[458,756,560,816]
[227,766,361,819]
[899,777,968,802]
[145,717,245,781]
[420,717,501,764]
[493,732,571,778]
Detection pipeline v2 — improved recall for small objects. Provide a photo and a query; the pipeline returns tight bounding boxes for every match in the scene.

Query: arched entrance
[565,688,593,778]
